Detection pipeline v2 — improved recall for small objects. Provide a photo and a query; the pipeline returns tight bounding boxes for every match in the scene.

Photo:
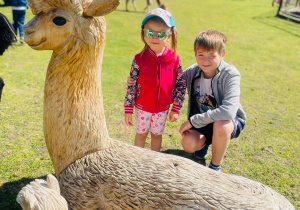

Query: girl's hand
[126,77,135,86]
[169,111,179,122]
[125,113,133,126]
[179,121,192,136]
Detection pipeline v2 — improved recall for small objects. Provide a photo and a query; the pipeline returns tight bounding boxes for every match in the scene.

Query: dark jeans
[12,9,26,37]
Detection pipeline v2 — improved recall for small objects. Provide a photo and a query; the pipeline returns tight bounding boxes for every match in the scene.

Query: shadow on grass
[0,151,205,209]
[0,175,49,210]
[253,11,300,38]
[161,149,207,167]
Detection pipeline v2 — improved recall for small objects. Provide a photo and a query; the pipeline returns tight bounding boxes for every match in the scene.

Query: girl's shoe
[194,144,209,159]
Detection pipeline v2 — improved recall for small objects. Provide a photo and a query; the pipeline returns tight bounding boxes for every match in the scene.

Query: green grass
[1,0,299,209]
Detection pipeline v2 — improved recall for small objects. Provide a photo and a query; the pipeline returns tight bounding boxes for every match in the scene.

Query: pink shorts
[135,108,169,135]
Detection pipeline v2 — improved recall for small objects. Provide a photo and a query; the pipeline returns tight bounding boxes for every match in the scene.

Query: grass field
[0,0,299,209]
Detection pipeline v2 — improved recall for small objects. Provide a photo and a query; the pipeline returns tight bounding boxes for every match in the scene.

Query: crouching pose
[179,29,246,171]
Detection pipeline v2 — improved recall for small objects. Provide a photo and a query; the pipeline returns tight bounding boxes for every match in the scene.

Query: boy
[179,29,246,171]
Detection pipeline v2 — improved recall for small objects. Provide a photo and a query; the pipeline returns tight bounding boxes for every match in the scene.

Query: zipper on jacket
[210,70,220,107]
[211,69,221,108]
[155,57,161,112]
[189,71,201,119]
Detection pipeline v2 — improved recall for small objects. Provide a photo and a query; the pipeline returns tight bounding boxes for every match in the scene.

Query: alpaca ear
[27,0,52,15]
[83,0,120,17]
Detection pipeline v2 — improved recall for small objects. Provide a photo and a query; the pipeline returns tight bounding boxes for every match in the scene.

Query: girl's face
[195,46,225,78]
[143,21,171,54]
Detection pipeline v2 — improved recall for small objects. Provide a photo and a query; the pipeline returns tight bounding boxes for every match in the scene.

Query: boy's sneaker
[194,144,209,159]
[209,162,221,172]
[20,37,26,45]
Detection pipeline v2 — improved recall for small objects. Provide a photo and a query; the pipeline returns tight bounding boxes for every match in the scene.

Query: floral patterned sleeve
[172,61,186,114]
[124,59,140,114]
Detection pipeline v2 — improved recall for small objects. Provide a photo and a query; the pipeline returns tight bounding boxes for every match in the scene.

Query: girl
[124,8,186,152]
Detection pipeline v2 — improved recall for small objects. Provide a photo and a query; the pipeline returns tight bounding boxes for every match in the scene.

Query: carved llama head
[24,0,120,51]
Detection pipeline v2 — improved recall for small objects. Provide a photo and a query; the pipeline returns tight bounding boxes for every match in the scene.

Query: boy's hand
[126,77,134,86]
[179,121,192,136]
[125,113,133,126]
[169,111,179,122]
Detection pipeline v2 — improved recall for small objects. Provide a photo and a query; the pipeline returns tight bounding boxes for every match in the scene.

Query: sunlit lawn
[0,0,299,209]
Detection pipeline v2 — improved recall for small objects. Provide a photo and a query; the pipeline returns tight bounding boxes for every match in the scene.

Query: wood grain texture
[17,0,295,209]
[59,139,294,209]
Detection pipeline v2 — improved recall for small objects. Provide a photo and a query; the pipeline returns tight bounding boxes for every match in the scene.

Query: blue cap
[141,8,176,28]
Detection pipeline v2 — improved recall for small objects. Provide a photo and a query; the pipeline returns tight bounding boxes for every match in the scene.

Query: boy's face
[195,46,225,78]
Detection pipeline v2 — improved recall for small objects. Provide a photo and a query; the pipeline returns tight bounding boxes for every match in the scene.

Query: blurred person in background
[4,0,28,45]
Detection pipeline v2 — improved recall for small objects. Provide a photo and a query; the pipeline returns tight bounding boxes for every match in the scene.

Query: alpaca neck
[44,42,111,177]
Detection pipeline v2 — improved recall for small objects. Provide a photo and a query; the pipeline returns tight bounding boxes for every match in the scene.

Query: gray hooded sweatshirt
[184,60,246,128]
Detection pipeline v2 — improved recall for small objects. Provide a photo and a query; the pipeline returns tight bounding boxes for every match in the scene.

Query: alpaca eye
[53,17,67,26]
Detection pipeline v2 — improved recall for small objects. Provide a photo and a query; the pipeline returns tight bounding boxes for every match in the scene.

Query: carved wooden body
[17,0,295,209]
[60,139,294,209]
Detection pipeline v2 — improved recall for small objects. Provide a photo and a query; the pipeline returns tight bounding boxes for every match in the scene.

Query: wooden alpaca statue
[17,0,295,209]
[17,174,68,210]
